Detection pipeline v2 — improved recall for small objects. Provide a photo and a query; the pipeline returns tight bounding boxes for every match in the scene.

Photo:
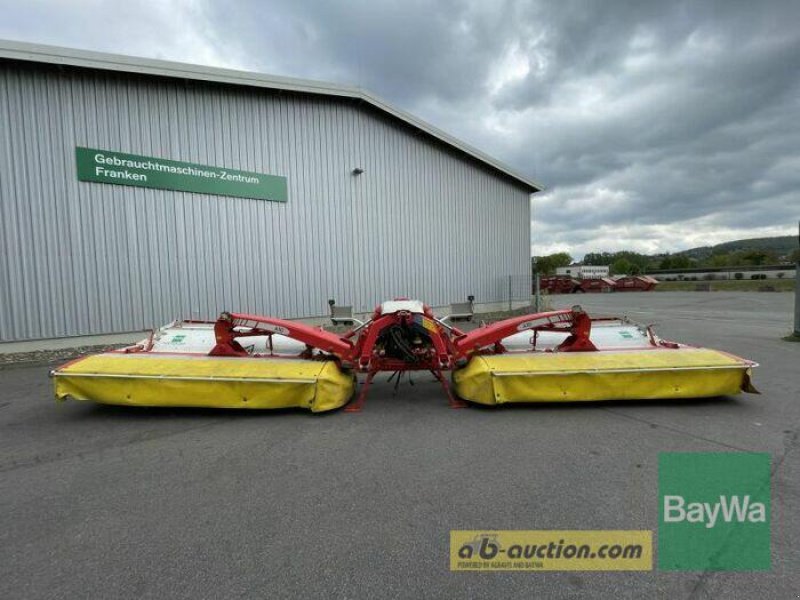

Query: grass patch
[655,279,796,292]
[782,333,800,342]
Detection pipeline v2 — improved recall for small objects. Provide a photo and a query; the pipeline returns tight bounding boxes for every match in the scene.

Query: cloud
[2,0,798,260]
[0,0,248,69]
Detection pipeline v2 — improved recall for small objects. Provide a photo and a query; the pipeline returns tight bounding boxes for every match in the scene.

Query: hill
[678,235,796,260]
[571,235,798,275]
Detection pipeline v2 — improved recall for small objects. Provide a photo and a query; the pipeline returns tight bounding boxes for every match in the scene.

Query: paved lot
[1,292,798,599]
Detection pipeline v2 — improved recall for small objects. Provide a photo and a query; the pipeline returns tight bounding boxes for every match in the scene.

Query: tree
[708,253,731,268]
[611,258,633,275]
[789,249,800,263]
[583,252,613,266]
[659,254,690,270]
[532,252,573,275]
[671,255,691,269]
[741,250,778,266]
[728,250,747,266]
[584,251,650,272]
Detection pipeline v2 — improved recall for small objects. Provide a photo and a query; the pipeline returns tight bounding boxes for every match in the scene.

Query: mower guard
[54,353,355,412]
[453,348,756,405]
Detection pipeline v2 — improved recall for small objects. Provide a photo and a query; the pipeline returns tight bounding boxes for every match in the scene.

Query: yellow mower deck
[453,348,755,405]
[53,354,355,413]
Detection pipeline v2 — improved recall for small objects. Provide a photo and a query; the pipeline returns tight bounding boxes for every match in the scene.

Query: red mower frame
[207,302,609,412]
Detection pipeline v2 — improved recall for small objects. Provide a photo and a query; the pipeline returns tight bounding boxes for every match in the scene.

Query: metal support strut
[431,369,467,409]
[344,370,377,412]
[345,368,465,411]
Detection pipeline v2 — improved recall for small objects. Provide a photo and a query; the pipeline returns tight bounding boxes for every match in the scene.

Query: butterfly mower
[51,299,757,412]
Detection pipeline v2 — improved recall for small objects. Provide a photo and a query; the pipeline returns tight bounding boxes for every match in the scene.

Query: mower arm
[454,308,597,358]
[210,312,354,359]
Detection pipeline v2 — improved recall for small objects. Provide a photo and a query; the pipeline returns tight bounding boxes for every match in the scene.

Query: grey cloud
[208,0,518,105]
[2,0,798,256]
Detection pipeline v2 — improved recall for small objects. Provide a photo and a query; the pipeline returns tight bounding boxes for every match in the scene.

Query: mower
[51,299,757,412]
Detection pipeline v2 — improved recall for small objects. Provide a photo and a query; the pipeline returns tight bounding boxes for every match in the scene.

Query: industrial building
[556,265,610,279]
[0,40,540,344]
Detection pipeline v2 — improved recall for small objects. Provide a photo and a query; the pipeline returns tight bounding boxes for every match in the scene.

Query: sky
[2,0,798,261]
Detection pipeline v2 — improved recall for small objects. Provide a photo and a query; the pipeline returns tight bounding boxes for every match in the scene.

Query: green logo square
[658,452,771,571]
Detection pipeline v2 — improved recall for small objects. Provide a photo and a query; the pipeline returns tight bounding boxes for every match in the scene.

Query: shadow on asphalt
[462,395,743,413]
[65,388,744,421]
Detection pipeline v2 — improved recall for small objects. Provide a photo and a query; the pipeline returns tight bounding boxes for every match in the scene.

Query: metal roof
[0,39,542,193]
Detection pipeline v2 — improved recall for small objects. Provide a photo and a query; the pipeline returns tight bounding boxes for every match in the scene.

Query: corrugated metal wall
[0,61,531,342]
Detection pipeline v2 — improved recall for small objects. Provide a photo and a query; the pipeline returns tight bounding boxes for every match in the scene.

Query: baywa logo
[658,452,771,571]
[663,494,767,528]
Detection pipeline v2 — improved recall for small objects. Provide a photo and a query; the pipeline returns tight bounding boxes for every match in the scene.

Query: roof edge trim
[0,39,543,192]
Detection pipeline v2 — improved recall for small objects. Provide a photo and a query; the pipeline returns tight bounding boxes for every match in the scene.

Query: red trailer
[540,276,581,294]
[579,277,617,293]
[614,275,659,291]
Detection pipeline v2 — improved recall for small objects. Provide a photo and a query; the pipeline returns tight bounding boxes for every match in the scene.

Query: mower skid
[52,354,355,412]
[452,348,757,405]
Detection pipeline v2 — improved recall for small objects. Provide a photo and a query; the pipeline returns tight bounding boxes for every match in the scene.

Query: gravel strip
[0,344,130,368]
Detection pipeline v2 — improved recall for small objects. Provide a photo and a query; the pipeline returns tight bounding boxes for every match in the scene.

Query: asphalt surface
[1,292,798,599]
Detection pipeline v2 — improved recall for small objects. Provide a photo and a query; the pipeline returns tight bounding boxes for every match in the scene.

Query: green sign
[658,452,771,571]
[76,147,287,202]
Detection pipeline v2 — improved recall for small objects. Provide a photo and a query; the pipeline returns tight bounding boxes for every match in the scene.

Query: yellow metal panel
[53,354,354,412]
[421,317,438,333]
[453,348,753,405]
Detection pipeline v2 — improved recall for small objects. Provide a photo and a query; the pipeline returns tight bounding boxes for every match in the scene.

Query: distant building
[556,265,610,279]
